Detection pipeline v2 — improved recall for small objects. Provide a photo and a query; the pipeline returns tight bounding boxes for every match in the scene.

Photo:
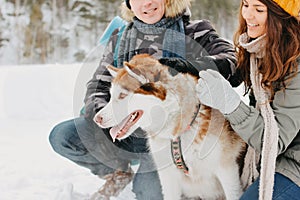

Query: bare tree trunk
[51,0,58,62]
[15,0,21,64]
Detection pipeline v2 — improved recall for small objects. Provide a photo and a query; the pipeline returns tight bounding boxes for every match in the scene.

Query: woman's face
[130,0,165,24]
[241,0,268,38]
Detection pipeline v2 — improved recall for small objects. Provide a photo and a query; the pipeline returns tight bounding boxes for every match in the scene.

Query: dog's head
[94,54,198,141]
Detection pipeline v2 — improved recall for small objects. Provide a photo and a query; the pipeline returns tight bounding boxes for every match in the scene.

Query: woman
[197,0,300,199]
[49,0,237,199]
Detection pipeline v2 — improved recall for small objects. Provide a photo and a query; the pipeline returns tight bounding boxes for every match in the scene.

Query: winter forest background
[0,0,240,65]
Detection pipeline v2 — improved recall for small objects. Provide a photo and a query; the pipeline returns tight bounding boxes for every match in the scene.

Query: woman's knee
[240,178,259,200]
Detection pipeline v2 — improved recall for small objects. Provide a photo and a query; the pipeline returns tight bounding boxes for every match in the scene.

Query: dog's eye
[118,93,128,99]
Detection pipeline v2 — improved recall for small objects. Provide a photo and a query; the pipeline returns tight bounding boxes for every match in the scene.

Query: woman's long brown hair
[233,0,300,97]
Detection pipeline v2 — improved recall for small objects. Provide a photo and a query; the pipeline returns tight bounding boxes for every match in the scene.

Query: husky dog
[94,54,246,200]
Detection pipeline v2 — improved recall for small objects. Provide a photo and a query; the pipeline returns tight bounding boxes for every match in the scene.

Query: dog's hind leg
[216,165,242,200]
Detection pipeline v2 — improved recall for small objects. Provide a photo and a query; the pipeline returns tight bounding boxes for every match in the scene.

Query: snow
[0,63,247,200]
[0,63,134,200]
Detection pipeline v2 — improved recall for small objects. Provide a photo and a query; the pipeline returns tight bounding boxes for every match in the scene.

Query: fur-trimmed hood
[121,0,191,22]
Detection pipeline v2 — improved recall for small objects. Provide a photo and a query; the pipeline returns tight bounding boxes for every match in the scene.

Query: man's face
[130,0,165,24]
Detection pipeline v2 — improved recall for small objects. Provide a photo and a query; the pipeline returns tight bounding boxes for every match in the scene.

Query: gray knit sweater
[225,60,300,186]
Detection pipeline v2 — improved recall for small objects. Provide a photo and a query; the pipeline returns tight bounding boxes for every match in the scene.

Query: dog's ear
[124,61,135,69]
[106,65,119,77]
[124,61,149,84]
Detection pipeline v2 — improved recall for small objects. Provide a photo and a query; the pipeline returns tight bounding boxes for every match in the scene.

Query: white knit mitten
[196,69,241,114]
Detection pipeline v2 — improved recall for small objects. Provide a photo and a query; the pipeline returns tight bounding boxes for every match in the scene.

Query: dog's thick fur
[94,54,246,200]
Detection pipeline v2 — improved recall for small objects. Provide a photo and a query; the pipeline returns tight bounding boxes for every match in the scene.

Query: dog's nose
[95,115,103,124]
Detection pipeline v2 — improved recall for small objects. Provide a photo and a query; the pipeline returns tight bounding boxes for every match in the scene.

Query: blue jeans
[49,116,163,200]
[241,173,300,200]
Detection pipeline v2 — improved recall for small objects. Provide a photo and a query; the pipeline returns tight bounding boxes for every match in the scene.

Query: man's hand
[159,56,220,78]
[159,57,199,77]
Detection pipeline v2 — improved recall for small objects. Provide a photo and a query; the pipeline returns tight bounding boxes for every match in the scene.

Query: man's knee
[48,119,75,153]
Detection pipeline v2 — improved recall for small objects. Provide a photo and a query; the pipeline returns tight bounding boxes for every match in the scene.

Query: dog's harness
[171,104,200,175]
[171,137,189,174]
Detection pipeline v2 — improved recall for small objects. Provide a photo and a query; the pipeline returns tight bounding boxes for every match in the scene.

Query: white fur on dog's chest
[149,133,226,199]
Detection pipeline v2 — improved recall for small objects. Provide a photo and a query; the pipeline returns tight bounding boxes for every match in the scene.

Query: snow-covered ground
[0,63,248,200]
[0,63,135,200]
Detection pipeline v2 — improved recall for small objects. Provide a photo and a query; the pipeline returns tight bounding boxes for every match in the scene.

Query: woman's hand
[196,69,241,114]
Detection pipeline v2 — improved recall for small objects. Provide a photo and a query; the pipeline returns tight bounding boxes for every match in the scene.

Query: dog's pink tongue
[109,115,131,142]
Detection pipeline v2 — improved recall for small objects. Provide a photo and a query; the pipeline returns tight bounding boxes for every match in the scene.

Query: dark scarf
[117,15,186,68]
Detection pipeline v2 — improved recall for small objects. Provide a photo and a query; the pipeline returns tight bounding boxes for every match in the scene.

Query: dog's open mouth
[110,110,143,142]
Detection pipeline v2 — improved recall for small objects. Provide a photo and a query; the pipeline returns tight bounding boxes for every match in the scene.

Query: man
[49,0,237,199]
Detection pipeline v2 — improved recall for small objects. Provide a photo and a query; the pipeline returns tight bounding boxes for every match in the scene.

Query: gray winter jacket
[225,59,300,186]
[83,17,237,119]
